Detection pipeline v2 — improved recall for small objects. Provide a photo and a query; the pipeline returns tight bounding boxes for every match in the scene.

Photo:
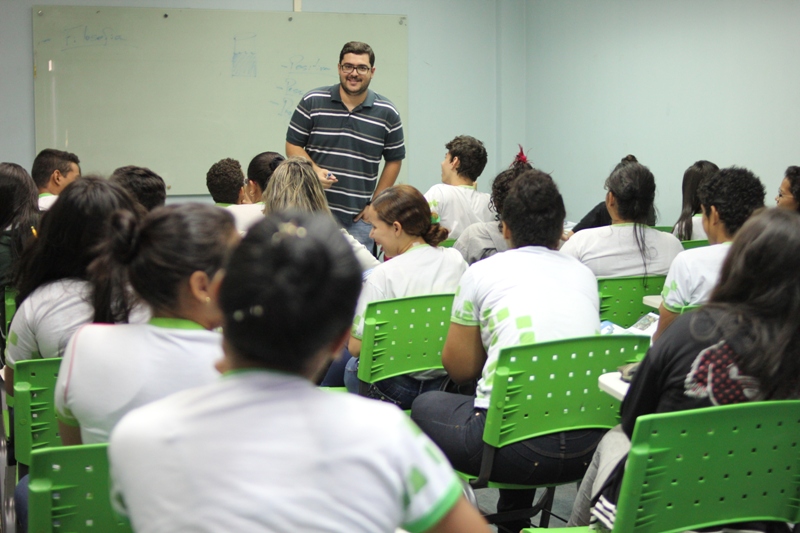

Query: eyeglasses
[778,189,794,199]
[340,63,371,75]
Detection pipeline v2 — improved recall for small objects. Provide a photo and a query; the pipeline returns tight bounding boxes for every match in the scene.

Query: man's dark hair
[31,148,80,188]
[110,166,167,211]
[697,166,765,235]
[206,158,244,205]
[445,136,488,182]
[247,152,285,193]
[501,169,565,249]
[339,41,375,67]
[785,166,800,211]
[220,212,362,373]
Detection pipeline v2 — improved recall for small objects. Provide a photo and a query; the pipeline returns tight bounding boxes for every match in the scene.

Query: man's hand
[317,168,338,190]
[353,205,371,223]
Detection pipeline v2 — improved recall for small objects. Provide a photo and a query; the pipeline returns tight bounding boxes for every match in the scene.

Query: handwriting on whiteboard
[61,25,128,51]
[270,56,332,117]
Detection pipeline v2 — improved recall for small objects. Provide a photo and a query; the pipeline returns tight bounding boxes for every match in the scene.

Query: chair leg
[2,464,16,533]
[536,487,555,527]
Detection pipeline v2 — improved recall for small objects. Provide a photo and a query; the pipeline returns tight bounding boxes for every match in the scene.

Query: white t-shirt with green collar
[661,242,732,313]
[424,183,494,240]
[109,369,463,533]
[451,246,601,409]
[55,317,222,444]
[38,192,57,211]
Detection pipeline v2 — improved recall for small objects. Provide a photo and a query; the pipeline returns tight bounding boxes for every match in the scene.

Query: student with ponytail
[671,160,718,241]
[343,184,467,409]
[54,203,238,445]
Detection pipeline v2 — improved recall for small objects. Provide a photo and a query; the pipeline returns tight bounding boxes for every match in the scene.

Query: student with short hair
[412,169,602,532]
[109,212,489,533]
[671,160,718,241]
[55,204,237,445]
[424,135,493,240]
[30,148,81,210]
[344,185,467,409]
[775,165,800,212]
[560,162,683,277]
[245,151,284,203]
[206,158,264,234]
[655,166,765,340]
[110,165,167,211]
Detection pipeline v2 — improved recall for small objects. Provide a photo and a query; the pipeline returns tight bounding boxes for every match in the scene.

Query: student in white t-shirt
[5,177,140,396]
[109,212,489,533]
[655,166,765,340]
[207,157,265,234]
[341,185,467,409]
[30,148,82,211]
[671,160,718,241]
[245,151,284,203]
[424,135,494,240]
[55,203,238,446]
[560,162,684,277]
[412,169,602,533]
[109,165,167,212]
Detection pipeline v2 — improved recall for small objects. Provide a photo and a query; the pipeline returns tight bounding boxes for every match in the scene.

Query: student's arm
[348,337,362,358]
[425,497,490,533]
[354,160,402,222]
[4,367,13,397]
[442,323,486,384]
[58,420,83,446]
[284,142,337,189]
[653,304,679,342]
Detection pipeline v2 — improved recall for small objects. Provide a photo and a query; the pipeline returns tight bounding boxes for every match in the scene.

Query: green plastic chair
[460,335,650,528]
[3,287,16,339]
[598,276,666,328]
[357,293,454,396]
[13,358,63,467]
[29,443,132,532]
[528,400,800,533]
[681,239,709,250]
[439,238,456,248]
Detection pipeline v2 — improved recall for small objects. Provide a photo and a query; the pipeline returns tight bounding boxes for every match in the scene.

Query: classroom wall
[526,0,800,222]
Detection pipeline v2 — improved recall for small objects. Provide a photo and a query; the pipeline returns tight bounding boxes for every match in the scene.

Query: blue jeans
[15,474,29,532]
[333,211,374,253]
[344,357,447,411]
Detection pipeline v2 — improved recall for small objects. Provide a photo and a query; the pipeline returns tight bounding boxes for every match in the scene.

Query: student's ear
[451,156,461,173]
[605,191,616,209]
[238,186,252,205]
[51,169,64,188]
[708,205,721,226]
[188,270,214,305]
[392,221,403,236]
[501,221,512,242]
[208,269,226,308]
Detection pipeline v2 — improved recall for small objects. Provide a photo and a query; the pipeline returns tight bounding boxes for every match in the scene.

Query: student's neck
[339,86,367,112]
[397,237,426,255]
[444,174,475,187]
[151,306,213,330]
[708,229,733,246]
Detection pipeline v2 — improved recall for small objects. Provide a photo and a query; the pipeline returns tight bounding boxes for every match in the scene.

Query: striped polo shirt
[286,84,405,216]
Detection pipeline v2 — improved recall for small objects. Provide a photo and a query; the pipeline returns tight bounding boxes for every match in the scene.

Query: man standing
[286,41,405,250]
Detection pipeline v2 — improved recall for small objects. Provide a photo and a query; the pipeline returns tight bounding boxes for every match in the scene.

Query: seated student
[206,157,264,234]
[655,167,765,340]
[109,212,489,533]
[454,148,532,265]
[55,204,236,445]
[343,185,467,409]
[110,165,167,211]
[560,162,684,277]
[263,156,379,273]
[424,135,493,240]
[31,148,81,211]
[775,165,799,212]
[671,160,718,241]
[411,169,602,532]
[245,151,284,203]
[5,177,141,396]
[568,208,800,530]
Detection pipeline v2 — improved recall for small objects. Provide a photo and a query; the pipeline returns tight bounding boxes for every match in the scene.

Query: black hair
[697,166,765,236]
[31,148,80,189]
[246,152,285,195]
[501,169,565,249]
[220,212,361,373]
[0,163,39,283]
[674,160,719,240]
[206,158,244,205]
[371,185,449,246]
[110,166,167,211]
[613,154,638,172]
[604,162,657,276]
[703,208,800,399]
[490,155,534,224]
[339,41,375,67]
[785,166,800,212]
[14,176,139,307]
[445,136,488,182]
[90,204,236,322]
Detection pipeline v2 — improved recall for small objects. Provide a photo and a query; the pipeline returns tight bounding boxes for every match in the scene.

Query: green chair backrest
[439,238,456,248]
[29,443,133,532]
[681,239,709,250]
[598,275,667,328]
[484,335,649,448]
[612,401,800,533]
[358,293,454,384]
[3,286,16,337]
[14,357,63,466]
[650,225,674,233]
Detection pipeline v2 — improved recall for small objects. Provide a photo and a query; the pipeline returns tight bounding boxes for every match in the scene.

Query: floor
[475,483,578,531]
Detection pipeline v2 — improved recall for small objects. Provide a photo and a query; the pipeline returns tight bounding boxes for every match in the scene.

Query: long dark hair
[605,162,656,276]
[14,176,139,306]
[371,185,449,246]
[702,208,800,399]
[0,163,39,281]
[489,147,535,225]
[674,160,719,240]
[90,204,236,322]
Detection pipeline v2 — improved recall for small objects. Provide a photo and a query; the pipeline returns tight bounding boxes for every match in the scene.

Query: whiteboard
[32,6,408,195]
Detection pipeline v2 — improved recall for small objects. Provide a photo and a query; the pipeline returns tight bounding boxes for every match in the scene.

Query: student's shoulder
[299,85,336,103]
[370,91,401,117]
